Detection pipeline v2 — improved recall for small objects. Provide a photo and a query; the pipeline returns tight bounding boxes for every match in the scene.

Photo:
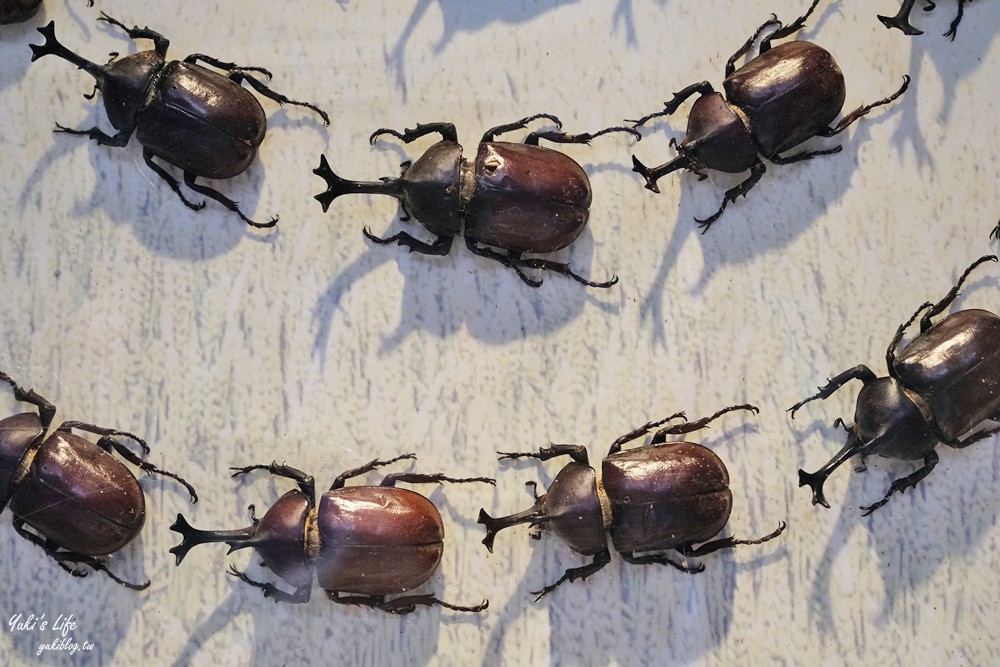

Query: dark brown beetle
[170,454,493,614]
[791,255,1000,514]
[0,370,196,589]
[479,405,785,599]
[314,114,638,287]
[29,13,329,228]
[0,0,42,24]
[629,0,909,231]
[878,0,969,38]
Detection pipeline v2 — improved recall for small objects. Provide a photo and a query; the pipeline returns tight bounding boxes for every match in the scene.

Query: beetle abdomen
[725,41,845,158]
[315,487,444,595]
[602,443,732,552]
[137,62,266,179]
[893,309,1000,440]
[10,432,144,556]
[465,142,591,253]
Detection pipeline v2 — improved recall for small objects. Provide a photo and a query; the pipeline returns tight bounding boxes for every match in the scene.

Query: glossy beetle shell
[315,486,444,596]
[401,140,464,236]
[853,377,938,460]
[135,61,267,179]
[893,309,1000,440]
[0,0,41,24]
[541,462,606,556]
[684,93,759,173]
[724,41,846,158]
[0,413,42,503]
[252,489,312,588]
[602,443,732,553]
[8,428,145,556]
[464,142,592,253]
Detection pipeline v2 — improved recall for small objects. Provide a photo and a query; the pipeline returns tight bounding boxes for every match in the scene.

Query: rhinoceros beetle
[791,255,1000,514]
[0,370,197,589]
[479,405,785,599]
[628,0,909,231]
[878,0,969,38]
[29,14,329,228]
[170,454,493,614]
[314,114,639,287]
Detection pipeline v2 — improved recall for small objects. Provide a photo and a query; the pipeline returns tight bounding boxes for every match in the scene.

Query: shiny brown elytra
[170,454,493,614]
[479,405,785,600]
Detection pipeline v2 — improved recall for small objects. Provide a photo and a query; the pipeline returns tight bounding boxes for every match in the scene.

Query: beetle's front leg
[877,0,924,35]
[363,227,454,256]
[97,13,170,57]
[54,123,132,147]
[369,122,458,146]
[817,76,910,137]
[227,72,329,125]
[627,82,714,128]
[231,462,316,506]
[530,549,611,600]
[788,365,878,418]
[228,565,312,603]
[498,444,590,466]
[860,450,939,515]
[676,522,786,558]
[694,159,766,232]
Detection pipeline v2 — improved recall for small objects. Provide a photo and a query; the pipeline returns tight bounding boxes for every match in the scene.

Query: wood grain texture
[0,0,998,665]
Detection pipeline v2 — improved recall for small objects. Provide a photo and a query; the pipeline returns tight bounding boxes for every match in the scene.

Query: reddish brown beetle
[479,405,785,599]
[0,371,197,589]
[170,454,493,614]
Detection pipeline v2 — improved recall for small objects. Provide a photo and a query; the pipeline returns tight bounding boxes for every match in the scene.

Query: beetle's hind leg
[464,238,618,289]
[620,550,704,574]
[12,519,149,590]
[817,76,910,137]
[328,591,489,614]
[0,370,56,429]
[228,565,311,603]
[944,1,967,39]
[523,125,640,147]
[530,549,612,600]
[183,54,273,80]
[182,172,277,229]
[481,113,561,143]
[141,151,206,212]
[54,123,131,147]
[227,72,329,125]
[860,451,939,515]
[676,522,787,558]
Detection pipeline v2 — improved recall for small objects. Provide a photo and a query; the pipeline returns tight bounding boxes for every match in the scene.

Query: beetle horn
[313,154,404,212]
[798,430,867,509]
[478,506,546,553]
[631,153,691,194]
[30,22,104,81]
[169,514,256,565]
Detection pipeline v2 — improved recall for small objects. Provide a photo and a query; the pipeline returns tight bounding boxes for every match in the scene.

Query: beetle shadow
[0,21,42,88]
[886,8,998,170]
[386,0,578,98]
[610,0,670,46]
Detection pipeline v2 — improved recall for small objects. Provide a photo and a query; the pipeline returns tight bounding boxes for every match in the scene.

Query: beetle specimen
[314,114,639,287]
[878,0,969,38]
[479,405,785,599]
[0,370,197,589]
[628,0,909,231]
[170,454,493,614]
[791,255,1000,514]
[29,14,329,228]
[0,0,41,24]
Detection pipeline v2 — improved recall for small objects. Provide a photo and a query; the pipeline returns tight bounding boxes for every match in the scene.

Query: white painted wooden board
[0,0,998,665]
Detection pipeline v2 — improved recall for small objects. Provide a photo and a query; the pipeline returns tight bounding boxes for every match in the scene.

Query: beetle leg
[58,420,150,454]
[607,412,687,455]
[498,445,591,465]
[379,472,495,488]
[183,54,272,80]
[0,370,56,429]
[726,14,780,76]
[694,159,766,232]
[677,521,787,558]
[480,114,561,143]
[231,462,316,505]
[227,72,329,125]
[464,238,618,289]
[944,0,967,39]
[649,404,758,442]
[143,151,206,211]
[328,591,488,614]
[788,365,878,418]
[531,548,612,600]
[523,125,640,147]
[228,565,311,603]
[860,450,940,515]
[817,76,910,137]
[769,146,842,165]
[620,550,703,574]
[54,123,132,147]
[877,0,925,35]
[369,122,458,146]
[627,81,715,128]
[917,255,997,333]
[96,13,170,57]
[328,453,417,489]
[945,425,1000,450]
[182,172,278,229]
[363,227,454,255]
[94,435,199,502]
[759,0,822,53]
